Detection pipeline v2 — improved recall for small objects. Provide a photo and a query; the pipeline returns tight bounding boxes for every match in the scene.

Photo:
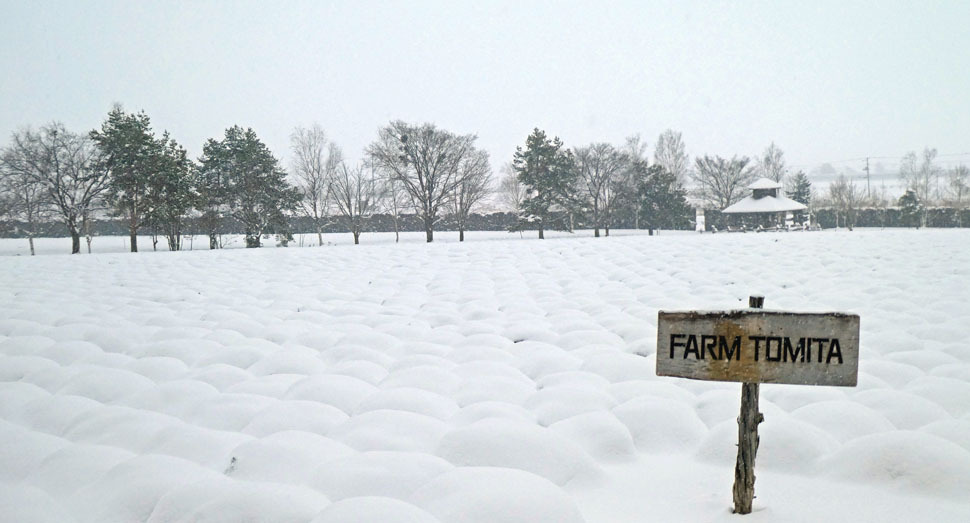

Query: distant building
[721,178,807,229]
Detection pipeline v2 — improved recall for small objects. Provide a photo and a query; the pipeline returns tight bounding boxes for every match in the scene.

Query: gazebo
[722,178,807,229]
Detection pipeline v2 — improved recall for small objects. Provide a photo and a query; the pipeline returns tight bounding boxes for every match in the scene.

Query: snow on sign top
[656,310,860,386]
[748,177,784,190]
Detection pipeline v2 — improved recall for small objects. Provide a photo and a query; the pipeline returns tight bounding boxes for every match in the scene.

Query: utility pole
[864,157,870,199]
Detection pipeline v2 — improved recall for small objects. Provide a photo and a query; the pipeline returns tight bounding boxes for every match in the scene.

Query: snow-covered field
[2,229,969,522]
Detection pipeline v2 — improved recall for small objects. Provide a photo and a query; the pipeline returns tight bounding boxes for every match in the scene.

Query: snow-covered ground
[1,229,969,522]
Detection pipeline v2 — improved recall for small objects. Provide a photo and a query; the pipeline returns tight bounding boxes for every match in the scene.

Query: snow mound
[854,389,952,429]
[3,230,970,521]
[450,401,537,426]
[454,375,535,406]
[310,451,453,501]
[0,482,76,523]
[409,467,584,523]
[355,387,459,420]
[242,400,349,437]
[791,401,896,442]
[68,454,222,522]
[524,385,617,426]
[285,374,378,414]
[817,431,970,498]
[225,430,356,484]
[698,415,840,471]
[920,419,970,452]
[435,419,601,485]
[612,397,707,452]
[329,410,448,452]
[549,411,636,462]
[310,496,440,523]
[26,443,134,498]
[149,478,329,523]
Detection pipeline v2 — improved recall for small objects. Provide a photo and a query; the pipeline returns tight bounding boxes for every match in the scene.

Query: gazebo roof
[748,177,783,190]
[722,194,807,214]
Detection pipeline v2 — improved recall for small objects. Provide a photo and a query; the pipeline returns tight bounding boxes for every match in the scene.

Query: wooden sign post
[656,296,860,514]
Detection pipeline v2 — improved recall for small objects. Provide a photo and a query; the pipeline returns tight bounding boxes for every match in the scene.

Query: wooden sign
[657,310,860,386]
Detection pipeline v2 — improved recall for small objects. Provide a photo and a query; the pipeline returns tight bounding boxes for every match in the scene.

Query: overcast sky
[2,0,969,176]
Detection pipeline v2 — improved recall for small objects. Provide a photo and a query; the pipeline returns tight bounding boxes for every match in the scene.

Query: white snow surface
[2,229,970,522]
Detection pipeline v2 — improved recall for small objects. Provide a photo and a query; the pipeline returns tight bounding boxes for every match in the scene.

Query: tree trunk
[209,233,218,250]
[538,227,544,240]
[353,231,360,245]
[129,217,138,252]
[70,227,81,254]
[459,227,465,242]
[605,225,610,237]
[28,236,35,256]
[424,213,434,243]
[316,226,323,247]
[594,227,600,237]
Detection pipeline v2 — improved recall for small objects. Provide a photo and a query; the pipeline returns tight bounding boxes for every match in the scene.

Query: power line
[788,152,970,170]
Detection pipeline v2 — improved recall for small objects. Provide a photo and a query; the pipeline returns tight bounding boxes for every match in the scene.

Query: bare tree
[0,191,12,220]
[574,143,626,237]
[377,174,408,243]
[654,129,689,186]
[900,147,941,204]
[290,125,341,246]
[758,142,786,182]
[619,135,650,230]
[449,149,492,241]
[329,162,379,244]
[692,155,756,209]
[1,143,50,255]
[5,124,109,254]
[366,121,478,242]
[947,165,969,226]
[497,162,525,214]
[828,174,861,230]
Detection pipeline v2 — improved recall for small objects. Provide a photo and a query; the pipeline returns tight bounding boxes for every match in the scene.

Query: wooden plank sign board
[657,310,860,386]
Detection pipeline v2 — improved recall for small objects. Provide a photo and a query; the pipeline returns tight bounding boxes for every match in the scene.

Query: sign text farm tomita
[655,297,861,514]
[656,310,860,386]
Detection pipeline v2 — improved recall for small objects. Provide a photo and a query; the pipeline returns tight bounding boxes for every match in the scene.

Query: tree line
[3,106,966,255]
[0,108,697,254]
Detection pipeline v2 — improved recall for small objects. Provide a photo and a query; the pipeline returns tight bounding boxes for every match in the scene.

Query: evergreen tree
[786,170,812,223]
[145,134,197,251]
[90,106,157,252]
[198,126,300,248]
[196,147,226,249]
[898,189,923,228]
[638,165,692,234]
[512,128,576,239]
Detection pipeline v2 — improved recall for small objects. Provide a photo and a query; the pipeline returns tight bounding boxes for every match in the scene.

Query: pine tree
[90,106,157,252]
[145,134,197,251]
[512,128,576,239]
[638,165,692,234]
[786,171,812,204]
[786,171,812,223]
[898,190,923,228]
[198,126,300,248]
